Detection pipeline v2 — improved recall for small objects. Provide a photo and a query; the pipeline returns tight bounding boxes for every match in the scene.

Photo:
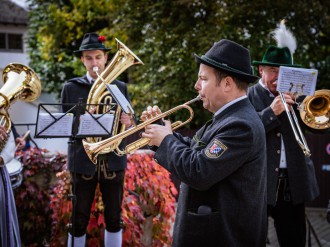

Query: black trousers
[70,161,125,236]
[268,169,306,247]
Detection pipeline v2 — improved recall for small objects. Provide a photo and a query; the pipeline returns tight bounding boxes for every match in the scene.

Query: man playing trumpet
[141,39,267,246]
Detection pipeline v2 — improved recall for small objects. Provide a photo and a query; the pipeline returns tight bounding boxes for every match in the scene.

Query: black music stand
[35,99,116,246]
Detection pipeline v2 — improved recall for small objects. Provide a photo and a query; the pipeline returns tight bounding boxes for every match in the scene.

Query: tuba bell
[84,38,143,156]
[0,63,42,151]
[300,89,330,130]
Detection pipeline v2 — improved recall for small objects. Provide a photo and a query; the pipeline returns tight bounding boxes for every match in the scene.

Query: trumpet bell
[300,89,330,129]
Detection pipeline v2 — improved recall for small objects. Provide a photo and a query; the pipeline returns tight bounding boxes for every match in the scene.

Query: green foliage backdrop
[26,0,330,127]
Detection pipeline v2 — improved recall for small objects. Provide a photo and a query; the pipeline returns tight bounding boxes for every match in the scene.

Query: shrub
[14,148,177,246]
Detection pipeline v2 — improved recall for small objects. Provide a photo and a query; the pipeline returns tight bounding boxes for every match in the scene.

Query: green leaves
[27,0,330,126]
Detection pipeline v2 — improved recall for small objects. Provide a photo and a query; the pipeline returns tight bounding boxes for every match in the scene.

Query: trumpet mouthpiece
[93,66,99,72]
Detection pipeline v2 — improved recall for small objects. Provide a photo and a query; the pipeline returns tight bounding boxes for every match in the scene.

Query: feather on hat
[252,20,301,67]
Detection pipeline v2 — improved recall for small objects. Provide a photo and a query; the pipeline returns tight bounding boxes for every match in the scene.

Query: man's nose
[194,80,200,90]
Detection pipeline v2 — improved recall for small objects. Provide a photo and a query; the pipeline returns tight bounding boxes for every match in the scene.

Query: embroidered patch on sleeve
[204,139,228,158]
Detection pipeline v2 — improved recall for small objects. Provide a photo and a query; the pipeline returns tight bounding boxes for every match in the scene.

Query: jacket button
[277,133,281,137]
[270,117,273,120]
[277,150,281,154]
[275,168,279,172]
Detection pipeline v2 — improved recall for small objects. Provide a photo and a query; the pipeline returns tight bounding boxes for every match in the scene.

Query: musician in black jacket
[141,39,267,246]
[248,43,319,246]
[61,32,132,246]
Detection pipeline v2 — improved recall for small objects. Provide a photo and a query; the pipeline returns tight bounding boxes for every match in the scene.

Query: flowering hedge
[14,147,177,246]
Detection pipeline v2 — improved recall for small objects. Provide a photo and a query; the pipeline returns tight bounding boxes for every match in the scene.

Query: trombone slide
[279,92,311,157]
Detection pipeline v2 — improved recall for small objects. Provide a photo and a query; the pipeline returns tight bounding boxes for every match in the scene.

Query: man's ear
[224,76,234,91]
[258,65,263,76]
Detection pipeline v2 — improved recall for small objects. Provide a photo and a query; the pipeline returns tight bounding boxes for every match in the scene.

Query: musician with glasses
[0,125,21,246]
[247,24,319,246]
[61,32,133,246]
[141,39,267,246]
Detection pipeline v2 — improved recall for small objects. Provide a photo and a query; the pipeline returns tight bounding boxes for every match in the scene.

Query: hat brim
[73,47,111,57]
[252,60,301,68]
[194,54,259,84]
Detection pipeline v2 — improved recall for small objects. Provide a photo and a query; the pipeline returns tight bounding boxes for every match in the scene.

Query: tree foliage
[26,0,330,127]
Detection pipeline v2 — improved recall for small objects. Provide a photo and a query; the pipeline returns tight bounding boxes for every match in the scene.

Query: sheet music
[106,84,134,114]
[77,114,114,136]
[37,113,74,136]
[277,66,318,96]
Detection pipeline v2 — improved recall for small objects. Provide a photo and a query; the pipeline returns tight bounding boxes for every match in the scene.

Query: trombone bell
[300,89,330,130]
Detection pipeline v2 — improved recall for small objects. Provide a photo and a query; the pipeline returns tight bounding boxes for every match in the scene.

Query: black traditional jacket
[61,76,130,175]
[154,98,267,247]
[248,83,319,206]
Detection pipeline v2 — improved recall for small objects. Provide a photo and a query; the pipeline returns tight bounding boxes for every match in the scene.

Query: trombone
[279,91,311,157]
[83,96,201,164]
[279,89,330,157]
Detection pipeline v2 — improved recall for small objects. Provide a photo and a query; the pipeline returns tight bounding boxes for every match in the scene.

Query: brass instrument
[0,63,41,151]
[279,89,330,157]
[85,38,143,154]
[279,91,311,157]
[300,89,330,130]
[83,96,201,164]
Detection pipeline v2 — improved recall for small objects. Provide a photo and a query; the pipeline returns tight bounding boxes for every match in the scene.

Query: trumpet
[83,96,201,164]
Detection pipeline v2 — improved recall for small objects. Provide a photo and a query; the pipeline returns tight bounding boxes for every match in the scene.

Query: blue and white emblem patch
[205,139,228,158]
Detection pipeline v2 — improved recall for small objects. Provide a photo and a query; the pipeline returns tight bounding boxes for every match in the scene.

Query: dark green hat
[194,39,259,83]
[74,32,111,56]
[252,46,300,67]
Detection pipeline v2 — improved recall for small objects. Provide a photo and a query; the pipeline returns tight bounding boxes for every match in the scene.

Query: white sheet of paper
[277,66,318,96]
[77,114,114,136]
[106,84,134,114]
[37,113,74,137]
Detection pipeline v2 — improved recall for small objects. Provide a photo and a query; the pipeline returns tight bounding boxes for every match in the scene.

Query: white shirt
[86,72,95,84]
[214,95,248,117]
[0,131,15,166]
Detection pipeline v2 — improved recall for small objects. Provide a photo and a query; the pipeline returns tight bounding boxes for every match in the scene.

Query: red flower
[98,36,106,43]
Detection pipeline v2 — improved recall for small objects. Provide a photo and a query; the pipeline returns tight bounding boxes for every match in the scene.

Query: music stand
[35,99,117,246]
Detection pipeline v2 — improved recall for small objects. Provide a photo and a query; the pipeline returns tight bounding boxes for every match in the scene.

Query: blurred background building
[0,0,68,154]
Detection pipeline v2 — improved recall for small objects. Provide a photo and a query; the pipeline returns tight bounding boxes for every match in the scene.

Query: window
[0,32,24,52]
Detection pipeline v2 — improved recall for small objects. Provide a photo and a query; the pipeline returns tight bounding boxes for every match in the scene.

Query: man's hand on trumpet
[271,92,295,116]
[140,105,162,121]
[140,106,173,147]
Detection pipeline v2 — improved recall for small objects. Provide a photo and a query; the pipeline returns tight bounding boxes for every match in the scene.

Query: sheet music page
[77,114,114,136]
[37,113,74,136]
[277,66,318,96]
[106,84,134,114]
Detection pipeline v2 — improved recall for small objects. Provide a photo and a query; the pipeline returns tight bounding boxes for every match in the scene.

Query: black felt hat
[74,32,111,56]
[194,39,259,83]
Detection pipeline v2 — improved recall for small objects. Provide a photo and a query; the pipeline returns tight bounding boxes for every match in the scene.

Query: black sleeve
[11,123,20,139]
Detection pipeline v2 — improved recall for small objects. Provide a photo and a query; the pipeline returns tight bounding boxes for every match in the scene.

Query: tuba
[300,89,330,130]
[0,63,41,151]
[84,38,143,155]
